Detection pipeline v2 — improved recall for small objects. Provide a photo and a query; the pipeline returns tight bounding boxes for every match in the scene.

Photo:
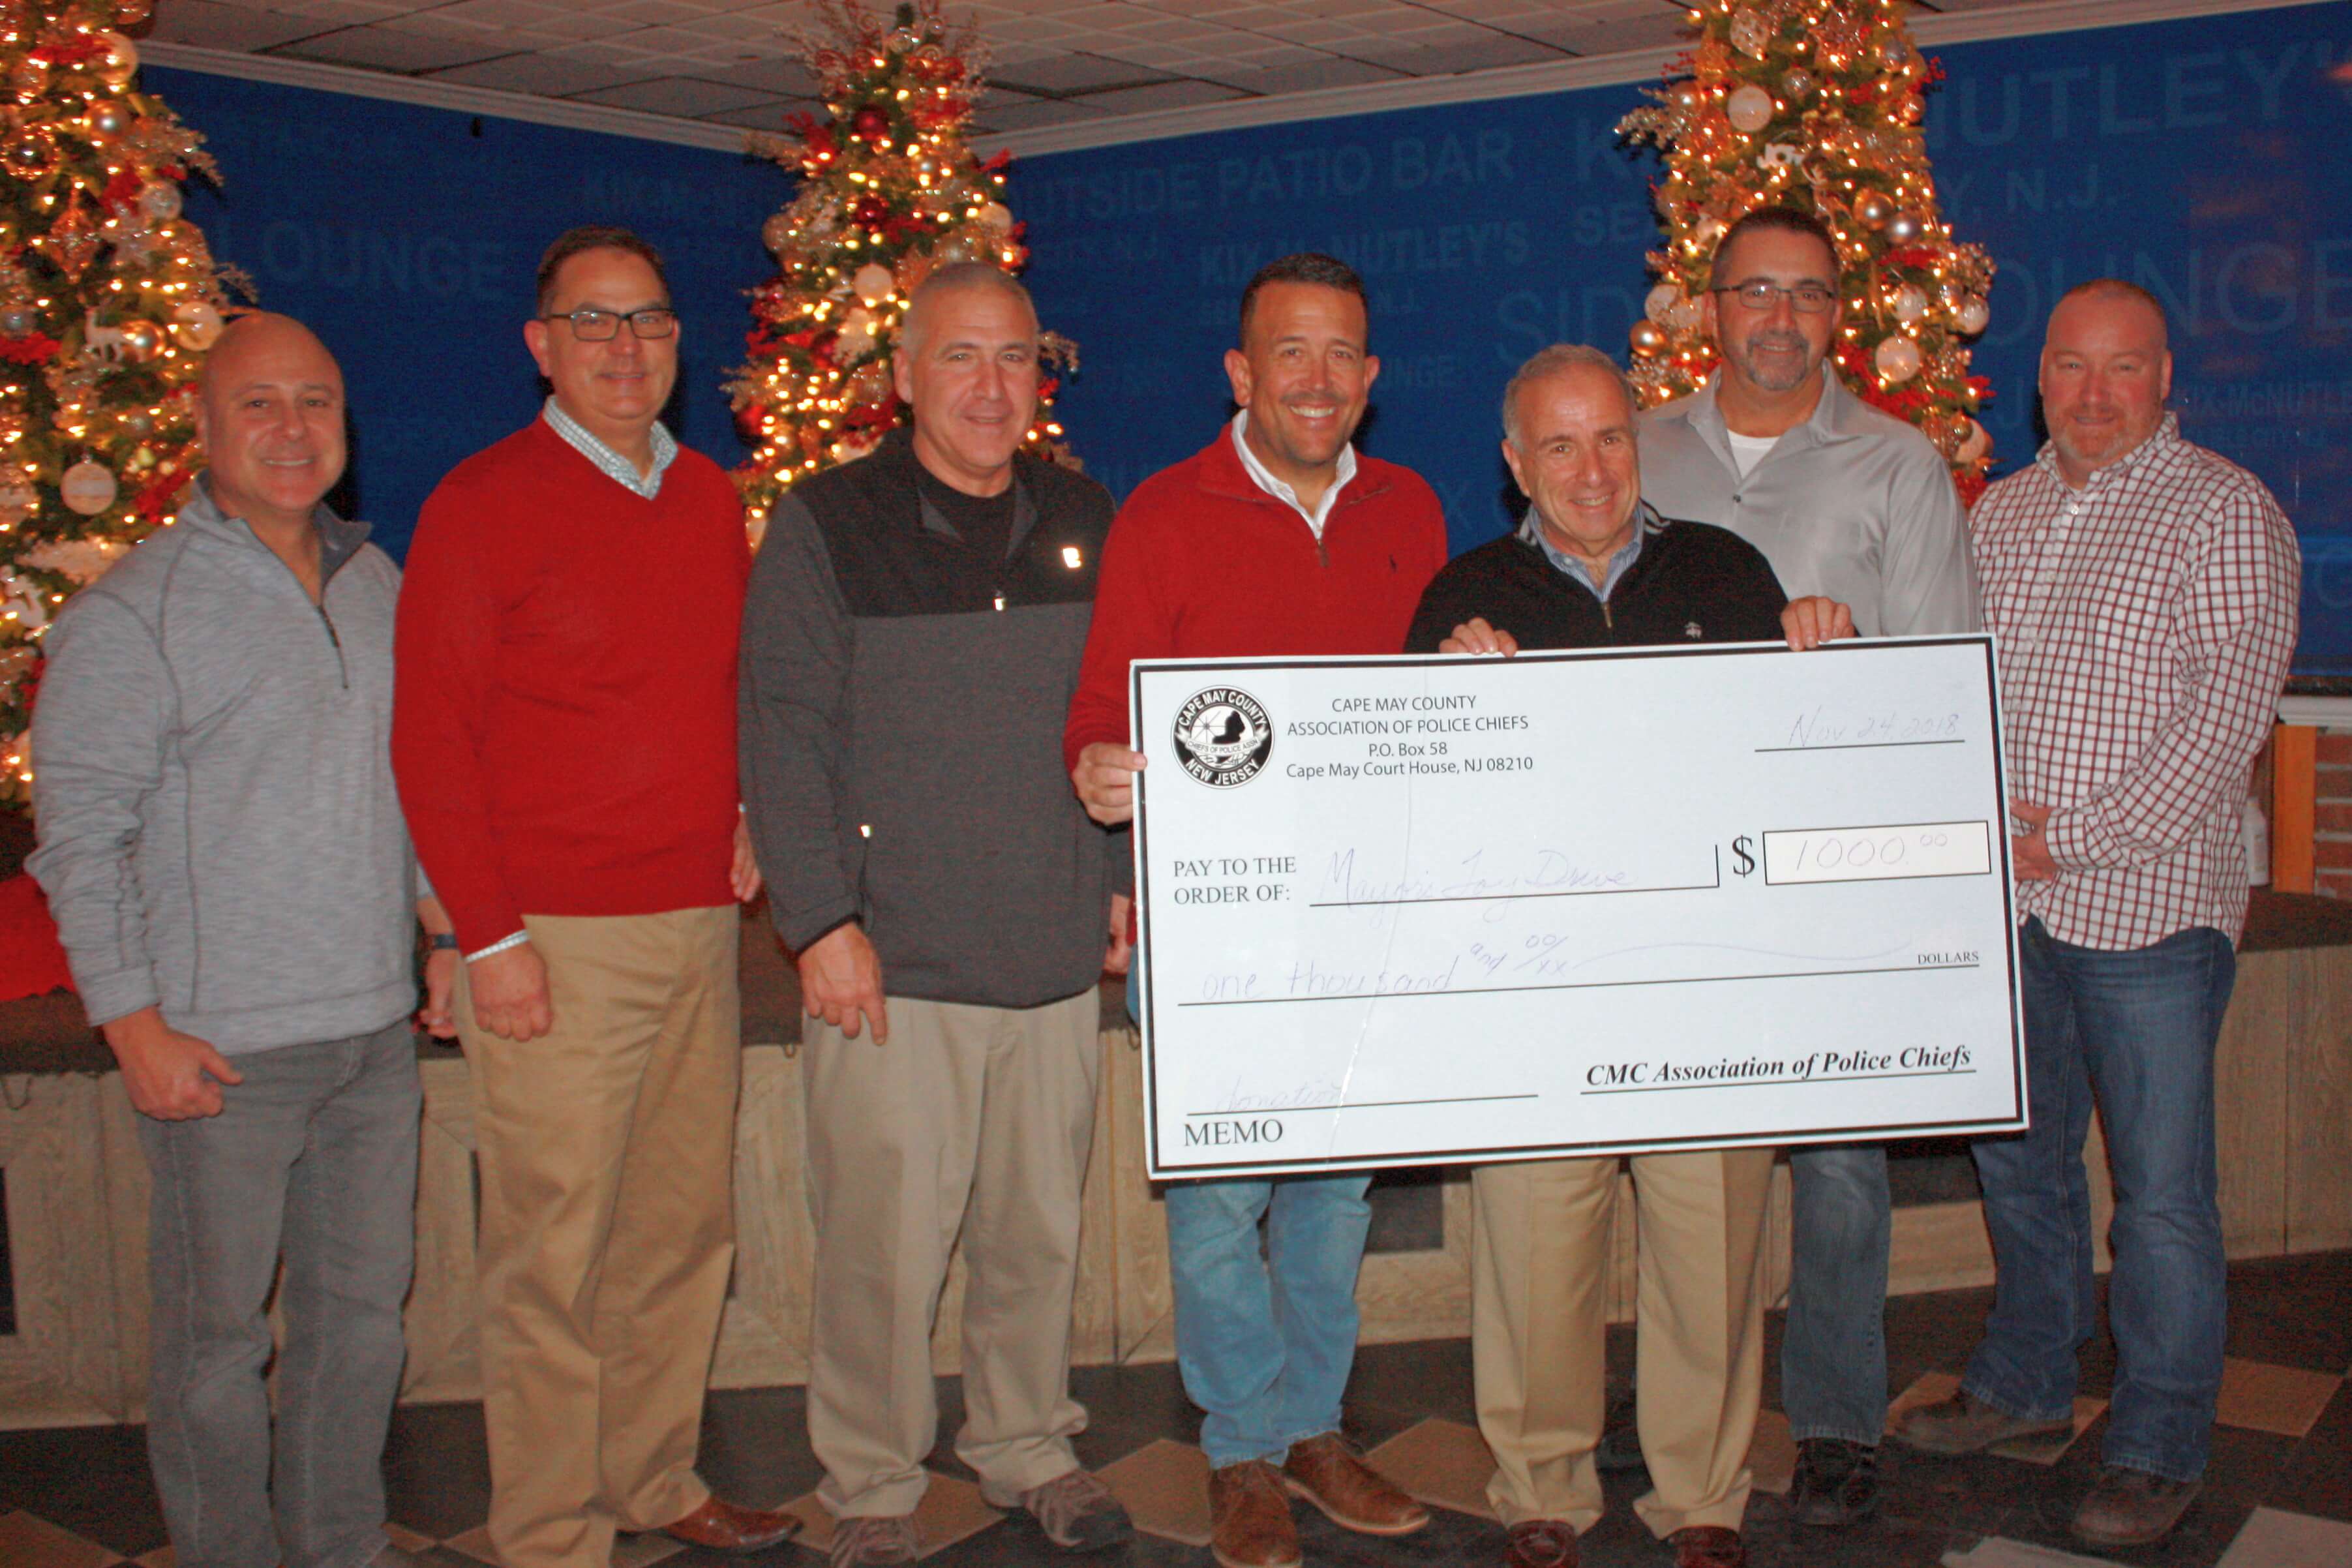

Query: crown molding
[980,0,2344,158]
[139,0,2344,164]
[139,40,751,154]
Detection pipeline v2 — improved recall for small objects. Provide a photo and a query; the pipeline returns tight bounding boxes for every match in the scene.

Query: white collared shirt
[1229,411,1357,540]
[541,396,678,500]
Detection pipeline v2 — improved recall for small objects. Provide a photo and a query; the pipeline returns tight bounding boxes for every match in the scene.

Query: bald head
[2040,279,2172,487]
[195,311,348,532]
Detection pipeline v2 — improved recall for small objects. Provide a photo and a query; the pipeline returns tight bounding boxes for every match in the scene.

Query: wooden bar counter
[3,895,2348,1431]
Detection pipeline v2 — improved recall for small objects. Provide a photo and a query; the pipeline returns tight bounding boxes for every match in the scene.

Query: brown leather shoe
[1279,1432,1429,1536]
[657,1495,803,1553]
[1208,1460,1301,1568]
[1505,1518,1579,1567]
[1669,1525,1746,1568]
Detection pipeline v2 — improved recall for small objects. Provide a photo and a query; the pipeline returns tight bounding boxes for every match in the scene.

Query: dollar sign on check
[1730,836,1756,877]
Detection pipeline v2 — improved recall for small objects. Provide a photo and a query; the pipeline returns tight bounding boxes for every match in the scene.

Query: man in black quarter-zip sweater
[1404,344,1819,1568]
[738,264,1132,1568]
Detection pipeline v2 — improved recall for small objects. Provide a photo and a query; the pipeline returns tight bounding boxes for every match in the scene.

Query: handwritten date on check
[1128,637,2025,1180]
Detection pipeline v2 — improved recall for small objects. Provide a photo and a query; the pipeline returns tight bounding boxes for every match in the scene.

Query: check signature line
[1176,961,1979,1008]
[1583,1067,1980,1095]
[1185,1093,1537,1118]
[1311,878,1717,909]
[1753,740,1966,753]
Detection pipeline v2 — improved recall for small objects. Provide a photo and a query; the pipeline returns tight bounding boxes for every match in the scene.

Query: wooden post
[2272,723,2318,894]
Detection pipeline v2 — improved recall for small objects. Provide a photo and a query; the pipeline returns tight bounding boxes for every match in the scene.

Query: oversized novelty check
[1130,637,2025,1179]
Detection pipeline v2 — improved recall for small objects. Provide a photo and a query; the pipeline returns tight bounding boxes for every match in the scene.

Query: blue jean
[138,1020,422,1568]
[1130,965,1372,1468]
[1780,1142,1892,1447]
[1964,918,2235,1483]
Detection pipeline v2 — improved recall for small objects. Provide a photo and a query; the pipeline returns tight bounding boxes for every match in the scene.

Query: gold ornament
[60,459,117,515]
[1873,337,1921,384]
[976,200,1014,233]
[1852,191,1894,228]
[846,361,890,405]
[1725,85,1775,134]
[1883,210,1925,246]
[118,319,161,361]
[1954,294,1990,335]
[3,128,52,177]
[88,102,129,140]
[1780,68,1815,102]
[1729,7,1773,60]
[136,177,183,222]
[95,31,139,87]
[1956,418,1990,464]
[851,261,893,304]
[1875,34,1910,72]
[34,194,101,280]
[172,298,223,350]
[1629,319,1666,357]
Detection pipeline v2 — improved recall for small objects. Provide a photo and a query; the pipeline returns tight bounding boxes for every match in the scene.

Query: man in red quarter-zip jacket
[1064,254,1446,1568]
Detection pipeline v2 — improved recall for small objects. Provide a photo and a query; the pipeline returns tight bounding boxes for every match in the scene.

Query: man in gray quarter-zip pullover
[29,314,454,1568]
[1635,206,1981,1537]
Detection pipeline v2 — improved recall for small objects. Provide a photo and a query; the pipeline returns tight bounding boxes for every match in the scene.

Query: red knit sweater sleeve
[1064,479,1181,774]
[392,469,523,954]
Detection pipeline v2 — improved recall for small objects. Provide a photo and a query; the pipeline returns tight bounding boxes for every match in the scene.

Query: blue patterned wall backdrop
[149,1,2352,671]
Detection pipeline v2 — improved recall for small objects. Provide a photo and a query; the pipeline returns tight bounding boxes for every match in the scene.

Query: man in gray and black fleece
[738,263,1132,1568]
[29,313,455,1568]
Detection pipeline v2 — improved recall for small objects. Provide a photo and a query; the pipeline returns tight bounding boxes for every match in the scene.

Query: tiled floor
[5,1252,2351,1568]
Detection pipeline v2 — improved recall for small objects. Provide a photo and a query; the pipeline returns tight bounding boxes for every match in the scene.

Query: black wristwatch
[428,933,460,952]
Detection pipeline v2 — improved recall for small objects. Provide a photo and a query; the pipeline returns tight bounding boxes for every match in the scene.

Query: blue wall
[151,0,2352,671]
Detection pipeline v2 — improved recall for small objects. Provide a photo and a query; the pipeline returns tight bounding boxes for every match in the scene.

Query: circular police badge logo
[1171,686,1273,788]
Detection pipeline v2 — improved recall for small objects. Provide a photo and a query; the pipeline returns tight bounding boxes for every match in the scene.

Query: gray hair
[1501,344,1634,449]
[902,262,1036,356]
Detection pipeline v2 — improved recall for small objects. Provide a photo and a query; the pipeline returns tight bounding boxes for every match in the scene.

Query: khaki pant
[457,907,742,1568]
[1471,1147,1777,1538]
[803,991,1102,1518]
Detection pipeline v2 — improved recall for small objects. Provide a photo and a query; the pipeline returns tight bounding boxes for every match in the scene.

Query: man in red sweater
[392,227,796,1568]
[1064,254,1447,1568]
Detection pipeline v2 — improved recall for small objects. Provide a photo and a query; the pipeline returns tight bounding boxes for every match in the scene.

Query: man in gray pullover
[29,313,454,1568]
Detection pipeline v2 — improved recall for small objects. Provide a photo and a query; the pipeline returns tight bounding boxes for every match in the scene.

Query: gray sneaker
[830,1513,921,1567]
[984,1467,1135,1552]
[2073,1466,2201,1546]
[1890,1388,2073,1455]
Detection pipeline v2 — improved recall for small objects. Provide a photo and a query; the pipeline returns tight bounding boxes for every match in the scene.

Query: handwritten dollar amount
[1730,822,1993,885]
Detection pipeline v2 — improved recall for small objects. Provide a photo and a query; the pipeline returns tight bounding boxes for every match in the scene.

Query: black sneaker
[1787,1438,1879,1528]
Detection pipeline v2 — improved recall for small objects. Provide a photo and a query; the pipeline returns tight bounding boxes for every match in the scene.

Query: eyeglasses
[541,307,678,341]
[1712,281,1838,315]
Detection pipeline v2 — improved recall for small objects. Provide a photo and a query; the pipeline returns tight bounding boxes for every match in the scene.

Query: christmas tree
[0,0,233,804]
[1619,0,1995,499]
[727,0,1075,539]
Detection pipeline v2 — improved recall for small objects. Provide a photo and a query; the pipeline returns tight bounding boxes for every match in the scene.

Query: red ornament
[852,105,890,142]
[851,194,890,230]
[0,332,60,365]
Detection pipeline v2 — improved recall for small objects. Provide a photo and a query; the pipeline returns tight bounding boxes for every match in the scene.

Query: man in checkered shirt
[1890,280,2299,1549]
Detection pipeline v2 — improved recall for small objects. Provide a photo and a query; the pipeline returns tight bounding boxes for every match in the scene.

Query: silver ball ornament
[0,305,37,337]
[137,179,183,223]
[1955,294,1991,335]
[1883,211,1925,246]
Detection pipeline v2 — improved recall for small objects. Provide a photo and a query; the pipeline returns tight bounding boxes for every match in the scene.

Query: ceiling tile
[271,24,516,72]
[971,97,1114,132]
[147,0,332,52]
[992,51,1174,93]
[426,53,651,96]
[1076,78,1248,111]
[1196,55,1405,94]
[567,75,781,115]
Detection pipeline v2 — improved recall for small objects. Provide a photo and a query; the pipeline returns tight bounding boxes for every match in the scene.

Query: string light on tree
[727,0,1081,541]
[1619,0,1997,501]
